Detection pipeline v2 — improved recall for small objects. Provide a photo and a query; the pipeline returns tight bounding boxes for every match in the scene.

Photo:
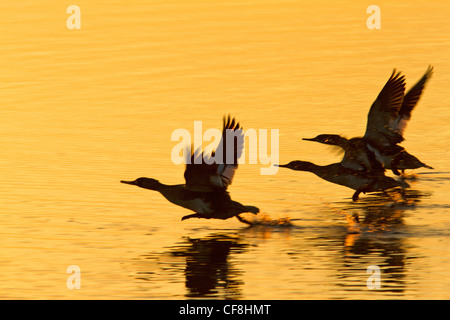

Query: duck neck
[153,181,168,192]
[328,136,349,148]
[139,179,165,191]
[307,163,328,176]
[302,161,321,173]
[288,161,323,174]
[297,162,339,180]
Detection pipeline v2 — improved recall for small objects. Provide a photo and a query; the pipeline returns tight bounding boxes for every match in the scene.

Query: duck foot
[181,213,205,221]
[352,182,375,202]
[352,190,362,202]
[390,153,403,176]
[391,165,401,176]
[352,186,369,202]
[235,215,254,225]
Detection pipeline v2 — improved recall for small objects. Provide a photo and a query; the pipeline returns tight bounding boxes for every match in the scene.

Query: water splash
[400,171,419,180]
[236,213,293,227]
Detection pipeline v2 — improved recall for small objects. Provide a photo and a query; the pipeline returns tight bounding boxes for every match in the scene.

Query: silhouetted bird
[121,115,259,222]
[303,66,434,175]
[303,134,384,172]
[277,161,409,201]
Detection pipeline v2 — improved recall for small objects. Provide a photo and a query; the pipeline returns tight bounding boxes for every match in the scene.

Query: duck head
[303,134,342,145]
[276,161,316,171]
[121,177,161,190]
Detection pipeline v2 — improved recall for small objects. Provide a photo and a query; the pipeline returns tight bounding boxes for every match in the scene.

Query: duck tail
[422,163,434,170]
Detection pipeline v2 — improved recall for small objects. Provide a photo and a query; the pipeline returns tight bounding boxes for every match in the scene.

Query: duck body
[121,178,258,220]
[305,134,433,175]
[278,161,409,201]
[340,137,377,171]
[374,145,434,174]
[303,135,383,172]
[121,116,259,223]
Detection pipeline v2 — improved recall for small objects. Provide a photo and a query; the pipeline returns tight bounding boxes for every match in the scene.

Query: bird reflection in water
[338,189,429,294]
[343,188,427,236]
[138,234,249,299]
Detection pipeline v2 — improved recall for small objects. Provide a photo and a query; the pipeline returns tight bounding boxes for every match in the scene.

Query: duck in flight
[277,160,409,201]
[121,116,259,223]
[303,134,384,172]
[303,66,434,175]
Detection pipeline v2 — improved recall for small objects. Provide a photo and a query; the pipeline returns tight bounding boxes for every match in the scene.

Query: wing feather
[364,70,406,149]
[183,115,244,191]
[397,66,433,136]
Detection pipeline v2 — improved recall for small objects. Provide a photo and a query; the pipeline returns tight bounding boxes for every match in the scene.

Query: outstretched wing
[364,70,406,149]
[397,66,433,136]
[214,115,244,187]
[183,115,244,192]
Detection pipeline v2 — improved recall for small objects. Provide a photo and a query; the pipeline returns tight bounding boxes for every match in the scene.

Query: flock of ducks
[121,67,434,224]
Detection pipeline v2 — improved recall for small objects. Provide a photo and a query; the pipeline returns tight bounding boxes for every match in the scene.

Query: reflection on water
[137,234,249,299]
[131,190,434,299]
[340,234,408,295]
[337,189,428,296]
[342,189,429,234]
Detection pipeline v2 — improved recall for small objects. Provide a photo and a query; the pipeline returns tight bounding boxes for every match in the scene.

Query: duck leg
[352,183,373,202]
[235,215,253,225]
[352,190,362,202]
[390,152,404,176]
[181,213,206,221]
[390,160,401,176]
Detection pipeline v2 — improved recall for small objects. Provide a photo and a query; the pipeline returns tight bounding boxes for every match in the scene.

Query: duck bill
[275,164,288,168]
[120,180,136,185]
[302,138,315,141]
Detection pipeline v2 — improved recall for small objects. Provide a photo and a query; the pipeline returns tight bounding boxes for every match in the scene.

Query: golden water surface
[0,0,449,299]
